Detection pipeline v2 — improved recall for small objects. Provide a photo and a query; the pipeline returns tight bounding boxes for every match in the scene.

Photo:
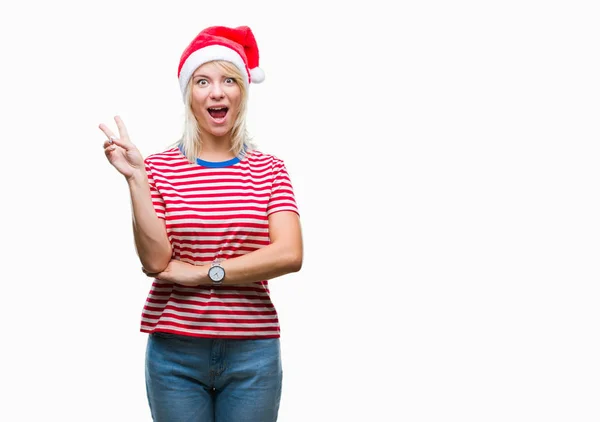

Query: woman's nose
[210,84,225,99]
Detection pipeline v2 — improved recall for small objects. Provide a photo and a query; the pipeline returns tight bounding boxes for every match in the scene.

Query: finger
[114,115,130,140]
[99,122,130,150]
[105,135,131,150]
[103,138,119,149]
[104,145,117,154]
[104,145,118,156]
[98,123,116,140]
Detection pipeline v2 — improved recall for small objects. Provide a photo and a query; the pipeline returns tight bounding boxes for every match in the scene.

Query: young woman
[99,25,303,422]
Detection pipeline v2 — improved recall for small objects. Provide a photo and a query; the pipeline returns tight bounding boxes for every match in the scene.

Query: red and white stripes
[139,147,298,338]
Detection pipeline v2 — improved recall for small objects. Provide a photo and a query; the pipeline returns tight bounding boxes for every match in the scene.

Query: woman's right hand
[99,115,145,180]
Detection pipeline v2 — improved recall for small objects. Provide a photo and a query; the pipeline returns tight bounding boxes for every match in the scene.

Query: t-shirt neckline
[178,144,246,168]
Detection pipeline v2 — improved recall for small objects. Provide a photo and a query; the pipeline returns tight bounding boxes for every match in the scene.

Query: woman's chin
[207,127,231,138]
[199,122,233,138]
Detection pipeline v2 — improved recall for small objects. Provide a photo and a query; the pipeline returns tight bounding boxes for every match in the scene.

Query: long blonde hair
[176,60,254,163]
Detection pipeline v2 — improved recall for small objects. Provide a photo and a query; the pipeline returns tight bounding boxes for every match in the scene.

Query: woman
[99,25,303,422]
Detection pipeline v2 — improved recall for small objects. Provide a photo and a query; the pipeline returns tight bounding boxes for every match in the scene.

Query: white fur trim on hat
[178,44,249,97]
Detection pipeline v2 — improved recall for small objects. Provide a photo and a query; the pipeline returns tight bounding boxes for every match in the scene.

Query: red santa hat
[177,25,265,98]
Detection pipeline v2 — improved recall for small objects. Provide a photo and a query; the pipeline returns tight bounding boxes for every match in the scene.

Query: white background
[1,0,599,421]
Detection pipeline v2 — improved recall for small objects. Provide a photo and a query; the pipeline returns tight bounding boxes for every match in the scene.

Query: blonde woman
[99,25,303,422]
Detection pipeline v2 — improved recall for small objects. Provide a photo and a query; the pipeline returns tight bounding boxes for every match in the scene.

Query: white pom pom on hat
[249,66,265,84]
[177,25,265,99]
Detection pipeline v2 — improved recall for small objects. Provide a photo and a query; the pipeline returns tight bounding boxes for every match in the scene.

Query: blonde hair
[176,60,254,163]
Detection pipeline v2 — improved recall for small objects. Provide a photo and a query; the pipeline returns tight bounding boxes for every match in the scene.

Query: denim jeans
[145,332,283,422]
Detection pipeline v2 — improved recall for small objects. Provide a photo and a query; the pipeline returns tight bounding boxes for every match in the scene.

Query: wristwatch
[208,259,225,285]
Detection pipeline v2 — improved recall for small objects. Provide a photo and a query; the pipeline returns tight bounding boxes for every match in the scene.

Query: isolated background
[1,0,599,421]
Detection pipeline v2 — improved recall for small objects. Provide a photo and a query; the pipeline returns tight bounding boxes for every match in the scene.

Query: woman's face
[190,62,242,139]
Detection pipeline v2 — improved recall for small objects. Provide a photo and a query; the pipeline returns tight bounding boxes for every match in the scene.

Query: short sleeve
[267,161,299,216]
[144,158,166,219]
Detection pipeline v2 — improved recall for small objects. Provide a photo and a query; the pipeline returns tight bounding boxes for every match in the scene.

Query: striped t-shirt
[140,146,299,339]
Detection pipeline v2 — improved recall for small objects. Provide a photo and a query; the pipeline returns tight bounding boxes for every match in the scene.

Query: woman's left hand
[143,260,206,286]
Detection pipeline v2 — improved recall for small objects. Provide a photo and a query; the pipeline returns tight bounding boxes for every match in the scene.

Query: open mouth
[208,107,228,120]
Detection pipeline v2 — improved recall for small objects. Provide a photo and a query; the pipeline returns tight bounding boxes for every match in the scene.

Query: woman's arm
[218,210,303,285]
[145,210,302,285]
[128,171,173,274]
[100,116,172,274]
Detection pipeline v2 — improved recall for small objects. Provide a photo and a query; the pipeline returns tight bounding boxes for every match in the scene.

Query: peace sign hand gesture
[99,116,145,180]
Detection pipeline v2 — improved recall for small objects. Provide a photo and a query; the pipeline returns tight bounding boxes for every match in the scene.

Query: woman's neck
[198,134,235,161]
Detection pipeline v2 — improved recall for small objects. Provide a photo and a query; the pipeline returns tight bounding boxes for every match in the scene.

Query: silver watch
[208,259,225,285]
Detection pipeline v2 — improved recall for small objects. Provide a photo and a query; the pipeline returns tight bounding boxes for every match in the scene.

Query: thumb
[109,135,135,151]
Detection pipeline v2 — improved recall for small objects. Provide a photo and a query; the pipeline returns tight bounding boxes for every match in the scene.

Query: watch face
[209,266,225,283]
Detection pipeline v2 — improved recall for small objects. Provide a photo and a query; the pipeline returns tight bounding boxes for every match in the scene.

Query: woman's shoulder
[144,146,182,165]
[245,148,288,167]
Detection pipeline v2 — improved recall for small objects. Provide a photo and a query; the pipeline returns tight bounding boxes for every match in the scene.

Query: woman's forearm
[127,171,172,273]
[211,211,303,285]
[218,242,303,285]
[158,243,301,286]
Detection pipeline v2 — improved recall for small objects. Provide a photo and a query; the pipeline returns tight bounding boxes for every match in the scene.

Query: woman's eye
[196,79,208,86]
[225,77,235,84]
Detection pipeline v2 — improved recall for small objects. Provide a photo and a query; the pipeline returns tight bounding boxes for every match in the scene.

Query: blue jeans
[145,332,283,422]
